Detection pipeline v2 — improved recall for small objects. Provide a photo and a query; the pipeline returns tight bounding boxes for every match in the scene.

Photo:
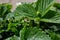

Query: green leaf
[6,12,23,21]
[41,10,60,23]
[0,18,3,22]
[5,35,20,40]
[15,4,37,19]
[5,13,15,20]
[36,0,55,17]
[49,32,60,40]
[20,27,51,40]
[0,3,12,18]
[20,27,27,40]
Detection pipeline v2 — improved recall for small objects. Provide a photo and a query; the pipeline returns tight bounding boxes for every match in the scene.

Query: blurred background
[0,0,60,11]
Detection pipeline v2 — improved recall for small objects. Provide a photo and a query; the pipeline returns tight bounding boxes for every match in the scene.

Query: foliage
[0,0,60,40]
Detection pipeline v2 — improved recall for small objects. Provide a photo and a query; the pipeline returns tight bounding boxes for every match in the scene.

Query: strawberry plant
[0,0,60,40]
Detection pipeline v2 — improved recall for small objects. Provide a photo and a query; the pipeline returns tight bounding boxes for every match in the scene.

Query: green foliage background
[0,0,60,40]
